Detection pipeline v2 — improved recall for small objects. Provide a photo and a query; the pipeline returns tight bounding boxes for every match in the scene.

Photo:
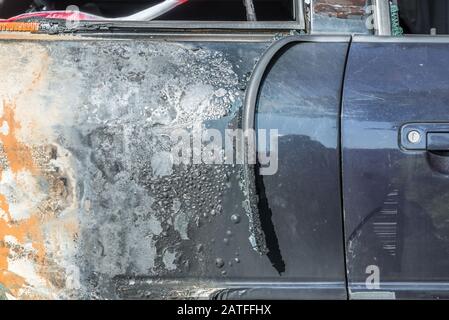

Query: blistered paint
[0,36,272,299]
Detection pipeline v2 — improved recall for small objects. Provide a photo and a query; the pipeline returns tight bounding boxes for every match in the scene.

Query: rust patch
[0,43,78,299]
[0,23,39,33]
[0,102,36,174]
[0,102,45,298]
[0,32,92,41]
[0,101,77,299]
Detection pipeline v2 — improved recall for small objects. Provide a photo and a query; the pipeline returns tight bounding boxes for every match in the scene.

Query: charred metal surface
[253,165,285,274]
[0,33,352,300]
[0,35,292,299]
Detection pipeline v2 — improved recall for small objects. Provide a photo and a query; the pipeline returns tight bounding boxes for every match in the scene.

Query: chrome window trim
[373,0,391,36]
[354,34,449,43]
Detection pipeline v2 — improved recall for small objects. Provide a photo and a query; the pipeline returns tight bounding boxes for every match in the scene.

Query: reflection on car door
[343,36,449,299]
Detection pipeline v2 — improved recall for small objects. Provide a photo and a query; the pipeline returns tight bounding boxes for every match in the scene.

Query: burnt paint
[254,163,285,275]
[0,35,350,300]
[0,37,284,299]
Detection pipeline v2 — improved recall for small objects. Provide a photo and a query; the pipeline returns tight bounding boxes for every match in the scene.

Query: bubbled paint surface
[0,36,274,299]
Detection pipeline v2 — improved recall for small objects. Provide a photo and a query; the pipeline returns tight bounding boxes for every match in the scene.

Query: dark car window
[398,0,449,34]
[0,0,297,21]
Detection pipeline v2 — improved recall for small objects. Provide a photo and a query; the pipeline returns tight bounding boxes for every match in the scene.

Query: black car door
[342,35,449,299]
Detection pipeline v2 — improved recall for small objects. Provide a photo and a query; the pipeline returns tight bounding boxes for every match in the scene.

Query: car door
[342,35,449,299]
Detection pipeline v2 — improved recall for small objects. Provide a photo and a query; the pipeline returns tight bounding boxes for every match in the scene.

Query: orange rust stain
[0,101,45,298]
[0,217,44,296]
[0,22,39,33]
[0,194,11,221]
[0,47,75,298]
[0,101,36,174]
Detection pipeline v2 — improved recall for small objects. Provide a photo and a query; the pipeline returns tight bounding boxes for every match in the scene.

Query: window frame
[75,0,305,31]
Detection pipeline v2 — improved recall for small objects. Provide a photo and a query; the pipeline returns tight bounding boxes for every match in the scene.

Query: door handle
[400,123,449,152]
[401,123,449,174]
[427,132,449,152]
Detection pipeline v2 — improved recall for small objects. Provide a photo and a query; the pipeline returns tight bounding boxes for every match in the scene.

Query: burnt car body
[0,0,449,300]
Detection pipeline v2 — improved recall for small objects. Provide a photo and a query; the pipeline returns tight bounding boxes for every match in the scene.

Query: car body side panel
[0,35,348,300]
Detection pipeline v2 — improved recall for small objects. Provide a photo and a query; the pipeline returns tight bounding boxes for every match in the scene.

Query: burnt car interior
[0,0,296,21]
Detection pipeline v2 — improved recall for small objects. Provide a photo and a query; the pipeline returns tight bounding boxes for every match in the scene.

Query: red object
[1,11,102,22]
